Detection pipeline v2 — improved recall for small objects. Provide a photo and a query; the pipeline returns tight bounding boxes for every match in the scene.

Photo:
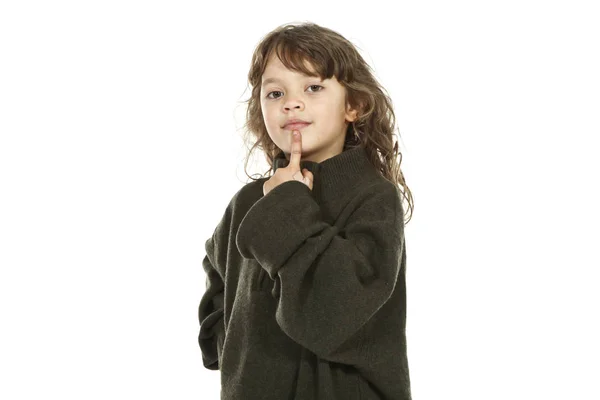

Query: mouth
[283,122,312,130]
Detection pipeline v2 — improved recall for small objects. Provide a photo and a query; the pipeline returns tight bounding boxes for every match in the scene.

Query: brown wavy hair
[238,22,414,224]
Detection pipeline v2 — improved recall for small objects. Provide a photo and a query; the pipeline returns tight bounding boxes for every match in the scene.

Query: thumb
[302,168,313,189]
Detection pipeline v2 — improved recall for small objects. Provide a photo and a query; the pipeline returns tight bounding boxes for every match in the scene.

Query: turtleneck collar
[271,145,378,205]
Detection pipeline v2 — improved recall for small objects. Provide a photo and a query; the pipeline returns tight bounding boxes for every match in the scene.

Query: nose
[284,101,303,112]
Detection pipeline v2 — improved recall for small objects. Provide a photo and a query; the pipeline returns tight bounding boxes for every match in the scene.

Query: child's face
[260,53,359,163]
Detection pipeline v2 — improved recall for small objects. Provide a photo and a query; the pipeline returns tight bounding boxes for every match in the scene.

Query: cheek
[264,111,277,126]
[262,108,280,130]
[260,104,272,122]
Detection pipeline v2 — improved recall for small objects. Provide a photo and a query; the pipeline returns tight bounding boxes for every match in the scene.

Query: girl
[198,22,414,399]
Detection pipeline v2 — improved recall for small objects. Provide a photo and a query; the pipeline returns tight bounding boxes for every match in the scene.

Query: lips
[284,122,311,130]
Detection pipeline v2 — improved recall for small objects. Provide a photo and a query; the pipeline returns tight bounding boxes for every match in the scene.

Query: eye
[266,90,283,99]
[265,85,324,99]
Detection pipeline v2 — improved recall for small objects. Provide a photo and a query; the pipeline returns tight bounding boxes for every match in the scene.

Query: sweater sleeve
[235,179,404,365]
[198,233,226,370]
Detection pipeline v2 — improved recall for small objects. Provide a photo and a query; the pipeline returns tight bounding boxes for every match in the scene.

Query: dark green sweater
[198,145,412,399]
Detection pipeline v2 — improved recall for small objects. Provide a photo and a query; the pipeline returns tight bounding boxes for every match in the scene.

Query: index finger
[289,130,302,169]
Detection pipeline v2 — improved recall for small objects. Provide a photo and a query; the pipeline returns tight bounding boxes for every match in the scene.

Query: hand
[263,130,314,196]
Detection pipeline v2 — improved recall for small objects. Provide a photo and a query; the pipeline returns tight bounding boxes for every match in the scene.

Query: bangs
[266,40,330,81]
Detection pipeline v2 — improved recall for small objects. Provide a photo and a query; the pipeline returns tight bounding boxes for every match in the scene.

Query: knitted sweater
[198,145,412,399]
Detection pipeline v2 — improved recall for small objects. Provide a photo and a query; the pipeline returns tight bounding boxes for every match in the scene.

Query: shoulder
[207,177,267,247]
[359,173,402,204]
[232,177,267,208]
[352,174,404,224]
[215,177,267,228]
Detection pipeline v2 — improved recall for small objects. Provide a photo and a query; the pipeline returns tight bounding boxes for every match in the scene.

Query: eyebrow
[261,77,282,87]
[261,76,322,87]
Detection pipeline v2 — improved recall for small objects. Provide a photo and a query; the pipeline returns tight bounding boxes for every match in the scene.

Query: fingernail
[293,130,299,136]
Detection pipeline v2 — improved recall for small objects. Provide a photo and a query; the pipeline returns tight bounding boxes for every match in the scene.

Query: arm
[235,179,404,365]
[198,233,226,370]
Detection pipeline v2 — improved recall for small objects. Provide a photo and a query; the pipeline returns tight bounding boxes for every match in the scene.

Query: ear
[345,102,361,123]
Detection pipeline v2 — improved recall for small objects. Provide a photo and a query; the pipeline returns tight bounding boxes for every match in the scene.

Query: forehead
[261,54,319,85]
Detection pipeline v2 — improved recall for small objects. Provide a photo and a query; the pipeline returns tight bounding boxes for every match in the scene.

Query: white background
[1,1,599,399]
